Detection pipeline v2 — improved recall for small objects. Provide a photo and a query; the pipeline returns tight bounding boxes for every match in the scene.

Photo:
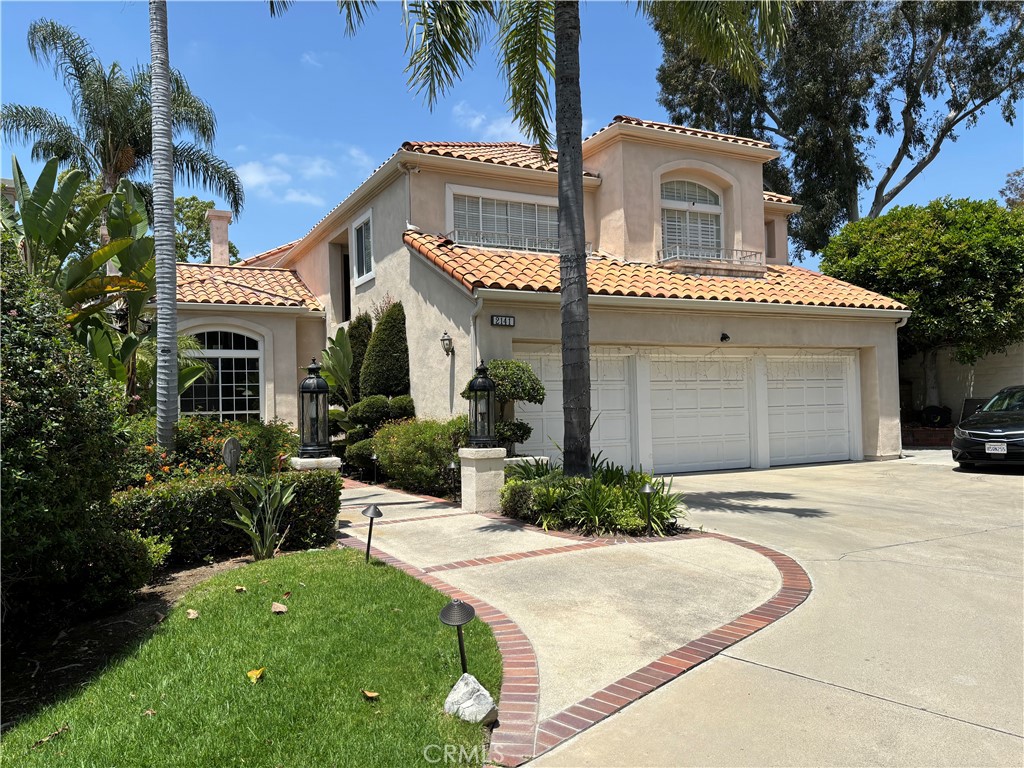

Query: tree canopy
[175,196,239,263]
[820,198,1024,369]
[656,1,1024,255]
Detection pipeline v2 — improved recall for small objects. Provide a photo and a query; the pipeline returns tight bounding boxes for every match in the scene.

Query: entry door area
[767,357,851,465]
[517,349,634,468]
[650,356,751,473]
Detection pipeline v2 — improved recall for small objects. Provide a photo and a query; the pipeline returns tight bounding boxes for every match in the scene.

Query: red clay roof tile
[176,263,321,310]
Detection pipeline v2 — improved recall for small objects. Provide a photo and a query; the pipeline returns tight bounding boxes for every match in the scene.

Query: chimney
[206,209,232,266]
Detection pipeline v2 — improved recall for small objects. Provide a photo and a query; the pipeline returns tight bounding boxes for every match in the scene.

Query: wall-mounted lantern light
[720,332,731,343]
[440,331,454,358]
[439,598,476,674]
[467,361,496,447]
[298,358,331,458]
[361,504,383,563]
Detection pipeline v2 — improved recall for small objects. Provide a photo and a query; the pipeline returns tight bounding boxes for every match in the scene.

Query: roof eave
[399,149,602,188]
[584,122,780,163]
[176,301,325,315]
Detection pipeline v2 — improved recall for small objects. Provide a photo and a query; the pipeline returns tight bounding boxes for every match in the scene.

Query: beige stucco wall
[474,295,904,461]
[177,307,323,427]
[583,138,767,263]
[901,343,1024,415]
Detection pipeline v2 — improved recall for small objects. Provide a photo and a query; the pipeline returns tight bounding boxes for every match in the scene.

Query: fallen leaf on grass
[259,579,269,584]
[247,668,265,684]
[234,585,247,593]
[360,689,380,701]
[299,582,306,587]
[142,709,156,717]
[282,591,291,599]
[30,722,69,749]
[186,609,199,620]
[271,602,288,614]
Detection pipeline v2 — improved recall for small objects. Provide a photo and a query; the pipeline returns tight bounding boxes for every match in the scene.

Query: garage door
[517,350,633,467]
[767,357,850,465]
[651,356,751,473]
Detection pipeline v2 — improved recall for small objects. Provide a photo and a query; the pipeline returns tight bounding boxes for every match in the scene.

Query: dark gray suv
[952,385,1024,468]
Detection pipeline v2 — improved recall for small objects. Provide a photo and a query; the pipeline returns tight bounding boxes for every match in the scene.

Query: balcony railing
[658,245,764,266]
[447,229,591,254]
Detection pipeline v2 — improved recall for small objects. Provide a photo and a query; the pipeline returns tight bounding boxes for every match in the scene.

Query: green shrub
[500,478,537,519]
[78,528,154,609]
[373,416,468,496]
[347,312,373,402]
[462,359,545,453]
[495,419,532,447]
[0,247,143,625]
[347,395,391,433]
[359,302,410,397]
[345,438,376,472]
[389,394,416,421]
[110,471,341,566]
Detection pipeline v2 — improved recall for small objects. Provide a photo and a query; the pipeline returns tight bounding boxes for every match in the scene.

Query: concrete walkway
[534,458,1024,767]
[336,482,805,765]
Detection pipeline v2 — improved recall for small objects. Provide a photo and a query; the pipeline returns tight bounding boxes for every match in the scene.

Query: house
[176,115,910,472]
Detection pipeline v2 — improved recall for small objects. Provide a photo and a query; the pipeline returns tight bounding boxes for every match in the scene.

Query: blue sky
[2,1,1022,270]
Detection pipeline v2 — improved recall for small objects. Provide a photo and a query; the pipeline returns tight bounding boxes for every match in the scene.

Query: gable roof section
[594,115,775,151]
[403,232,904,310]
[242,239,300,267]
[401,141,598,177]
[176,263,321,310]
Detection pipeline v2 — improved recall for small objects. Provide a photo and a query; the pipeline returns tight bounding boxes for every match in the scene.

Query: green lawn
[1,549,502,767]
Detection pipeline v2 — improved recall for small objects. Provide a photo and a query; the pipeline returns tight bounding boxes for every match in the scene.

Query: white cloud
[300,51,323,68]
[237,161,292,194]
[283,189,325,206]
[344,146,375,171]
[234,144,248,153]
[270,153,337,180]
[452,102,527,142]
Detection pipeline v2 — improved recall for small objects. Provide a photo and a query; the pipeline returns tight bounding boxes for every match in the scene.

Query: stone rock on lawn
[444,673,498,725]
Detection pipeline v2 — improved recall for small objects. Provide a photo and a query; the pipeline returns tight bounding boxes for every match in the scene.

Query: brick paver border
[335,480,812,767]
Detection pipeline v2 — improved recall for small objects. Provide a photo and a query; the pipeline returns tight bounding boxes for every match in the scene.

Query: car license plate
[985,442,1008,454]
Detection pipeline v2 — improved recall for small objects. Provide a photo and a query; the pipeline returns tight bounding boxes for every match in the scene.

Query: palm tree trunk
[150,0,178,447]
[554,0,590,477]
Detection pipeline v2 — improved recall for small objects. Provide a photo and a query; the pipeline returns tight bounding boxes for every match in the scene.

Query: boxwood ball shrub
[347,395,392,434]
[0,248,149,625]
[389,394,415,421]
[373,416,469,496]
[110,470,342,566]
[345,438,376,472]
[359,301,410,397]
[346,311,373,402]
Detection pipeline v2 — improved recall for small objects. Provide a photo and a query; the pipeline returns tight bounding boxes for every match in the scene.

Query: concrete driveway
[535,454,1024,767]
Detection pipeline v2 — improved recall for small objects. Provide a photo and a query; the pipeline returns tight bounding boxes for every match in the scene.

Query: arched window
[660,180,723,261]
[180,331,263,421]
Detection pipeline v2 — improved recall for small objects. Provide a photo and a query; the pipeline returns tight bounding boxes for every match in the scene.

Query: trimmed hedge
[372,416,469,496]
[389,394,416,421]
[347,312,373,402]
[1,245,147,625]
[347,395,391,433]
[110,470,342,566]
[359,302,409,397]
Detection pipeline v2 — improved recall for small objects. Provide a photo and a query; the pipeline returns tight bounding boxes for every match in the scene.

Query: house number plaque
[491,315,516,327]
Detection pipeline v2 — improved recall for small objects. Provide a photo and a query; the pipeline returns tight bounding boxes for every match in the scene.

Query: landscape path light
[361,504,383,563]
[641,481,656,537]
[439,598,476,674]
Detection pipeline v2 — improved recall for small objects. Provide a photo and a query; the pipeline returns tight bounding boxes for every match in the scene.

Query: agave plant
[224,466,298,561]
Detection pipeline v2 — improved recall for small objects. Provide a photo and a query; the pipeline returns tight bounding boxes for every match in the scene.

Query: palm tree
[1,18,244,229]
[270,0,790,475]
[150,0,178,448]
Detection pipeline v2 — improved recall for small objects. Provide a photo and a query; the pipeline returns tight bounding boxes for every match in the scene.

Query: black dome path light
[361,504,383,563]
[439,598,476,674]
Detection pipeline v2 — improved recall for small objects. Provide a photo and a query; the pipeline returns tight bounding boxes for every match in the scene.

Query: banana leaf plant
[320,325,354,408]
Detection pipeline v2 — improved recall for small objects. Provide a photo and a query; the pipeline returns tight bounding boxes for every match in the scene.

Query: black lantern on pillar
[467,361,496,447]
[298,358,330,458]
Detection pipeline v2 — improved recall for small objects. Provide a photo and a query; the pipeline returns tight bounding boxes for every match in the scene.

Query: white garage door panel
[651,357,751,474]
[768,358,850,466]
[518,351,634,468]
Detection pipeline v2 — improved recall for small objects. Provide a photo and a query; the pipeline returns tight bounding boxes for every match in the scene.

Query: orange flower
[145,474,154,483]
[145,445,155,453]
[160,452,167,459]
[184,469,191,475]
[161,466,170,473]
[178,462,186,468]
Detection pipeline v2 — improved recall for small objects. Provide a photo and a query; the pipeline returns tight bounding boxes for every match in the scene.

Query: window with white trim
[660,180,723,260]
[452,193,559,252]
[354,215,372,279]
[180,331,262,422]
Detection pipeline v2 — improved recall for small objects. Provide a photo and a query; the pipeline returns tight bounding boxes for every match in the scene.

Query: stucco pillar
[458,447,507,513]
[206,209,232,266]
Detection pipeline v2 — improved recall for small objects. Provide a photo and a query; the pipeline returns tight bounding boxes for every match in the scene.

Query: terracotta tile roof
[401,141,598,177]
[176,264,321,310]
[602,115,775,150]
[403,232,905,311]
[242,240,299,266]
[763,191,794,204]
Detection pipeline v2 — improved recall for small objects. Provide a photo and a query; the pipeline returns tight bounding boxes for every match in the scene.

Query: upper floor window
[180,331,262,422]
[452,193,559,252]
[354,212,373,281]
[660,180,723,261]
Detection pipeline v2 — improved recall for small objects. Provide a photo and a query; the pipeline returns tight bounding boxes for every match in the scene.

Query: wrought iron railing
[446,229,591,254]
[658,246,764,265]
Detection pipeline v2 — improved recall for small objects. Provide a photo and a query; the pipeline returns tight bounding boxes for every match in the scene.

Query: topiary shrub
[347,312,373,402]
[345,438,376,472]
[389,395,415,421]
[110,470,341,566]
[0,247,147,628]
[359,301,410,397]
[462,359,545,454]
[372,416,468,496]
[347,395,392,434]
